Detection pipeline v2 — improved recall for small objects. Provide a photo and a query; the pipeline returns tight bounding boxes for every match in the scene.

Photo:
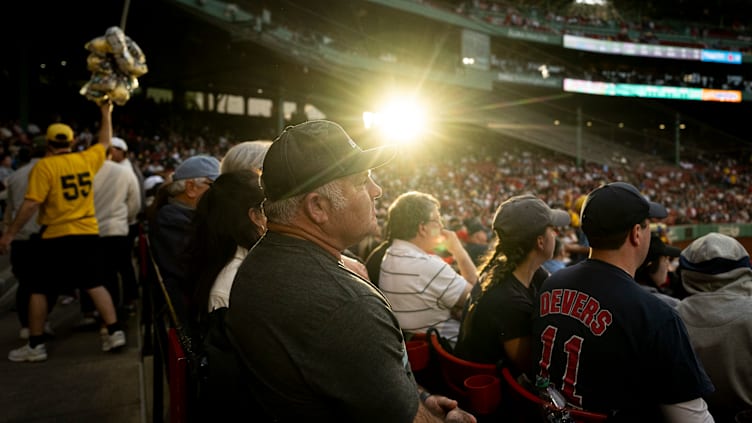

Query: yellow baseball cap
[46,123,74,143]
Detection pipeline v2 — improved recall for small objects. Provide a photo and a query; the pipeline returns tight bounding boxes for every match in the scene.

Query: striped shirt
[379,239,469,343]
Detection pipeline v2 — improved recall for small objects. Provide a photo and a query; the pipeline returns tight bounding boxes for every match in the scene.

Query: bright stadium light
[363,111,375,130]
[363,96,428,144]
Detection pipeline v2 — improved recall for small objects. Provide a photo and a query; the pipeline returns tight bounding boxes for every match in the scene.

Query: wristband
[419,390,431,403]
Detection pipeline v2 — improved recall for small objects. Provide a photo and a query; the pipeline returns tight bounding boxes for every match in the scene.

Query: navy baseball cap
[581,182,667,237]
[261,120,395,201]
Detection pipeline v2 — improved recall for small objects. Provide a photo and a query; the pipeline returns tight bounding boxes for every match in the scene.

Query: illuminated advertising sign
[563,35,741,64]
[563,78,742,102]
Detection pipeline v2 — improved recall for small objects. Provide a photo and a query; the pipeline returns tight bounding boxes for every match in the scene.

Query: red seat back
[167,328,188,423]
[500,367,608,423]
[428,332,497,401]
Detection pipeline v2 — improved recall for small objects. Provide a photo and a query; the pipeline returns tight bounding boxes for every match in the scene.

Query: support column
[576,106,582,167]
[275,91,285,133]
[674,113,681,165]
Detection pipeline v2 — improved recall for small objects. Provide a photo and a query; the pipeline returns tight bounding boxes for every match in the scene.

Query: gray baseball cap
[493,194,570,242]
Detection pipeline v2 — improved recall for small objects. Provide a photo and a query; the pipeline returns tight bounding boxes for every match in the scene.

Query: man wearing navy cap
[227,120,476,422]
[532,182,715,422]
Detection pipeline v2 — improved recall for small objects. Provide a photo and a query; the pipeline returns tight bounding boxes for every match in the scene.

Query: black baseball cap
[647,233,680,261]
[581,182,667,237]
[261,120,395,201]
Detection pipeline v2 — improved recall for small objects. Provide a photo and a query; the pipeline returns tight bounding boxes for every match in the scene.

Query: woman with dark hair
[186,170,266,324]
[454,194,569,376]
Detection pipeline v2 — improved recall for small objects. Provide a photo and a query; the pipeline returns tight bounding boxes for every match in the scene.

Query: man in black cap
[531,182,715,422]
[226,120,475,422]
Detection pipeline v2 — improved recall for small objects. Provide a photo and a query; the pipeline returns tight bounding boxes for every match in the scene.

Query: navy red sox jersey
[532,259,714,418]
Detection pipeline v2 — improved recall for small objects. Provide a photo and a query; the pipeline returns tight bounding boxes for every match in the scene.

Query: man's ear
[303,192,329,224]
[248,207,266,232]
[415,221,428,239]
[628,224,642,247]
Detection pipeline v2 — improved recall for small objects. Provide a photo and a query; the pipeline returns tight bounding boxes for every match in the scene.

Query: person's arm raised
[98,100,113,150]
[442,229,478,285]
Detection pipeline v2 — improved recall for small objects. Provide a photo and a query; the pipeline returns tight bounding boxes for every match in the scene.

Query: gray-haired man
[227,120,476,422]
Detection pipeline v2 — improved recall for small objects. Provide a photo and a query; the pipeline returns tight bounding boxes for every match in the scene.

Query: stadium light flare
[363,96,428,144]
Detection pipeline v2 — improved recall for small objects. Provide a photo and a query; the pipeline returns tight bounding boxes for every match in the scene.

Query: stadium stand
[2,1,752,422]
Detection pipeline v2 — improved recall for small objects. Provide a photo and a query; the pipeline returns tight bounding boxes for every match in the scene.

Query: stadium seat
[499,367,608,423]
[406,335,430,372]
[167,328,189,423]
[427,329,607,421]
[427,330,500,415]
[145,234,199,423]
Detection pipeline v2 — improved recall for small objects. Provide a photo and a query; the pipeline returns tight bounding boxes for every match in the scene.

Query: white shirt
[93,161,142,237]
[379,239,469,343]
[118,157,145,220]
[208,245,249,312]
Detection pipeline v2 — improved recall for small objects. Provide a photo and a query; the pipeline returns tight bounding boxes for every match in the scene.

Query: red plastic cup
[464,374,501,415]
[406,340,429,371]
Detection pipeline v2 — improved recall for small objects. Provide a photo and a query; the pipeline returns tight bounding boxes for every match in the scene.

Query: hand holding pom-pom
[81,26,147,106]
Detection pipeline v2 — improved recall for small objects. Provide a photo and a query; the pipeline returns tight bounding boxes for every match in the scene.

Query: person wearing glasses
[149,154,220,322]
[379,191,479,346]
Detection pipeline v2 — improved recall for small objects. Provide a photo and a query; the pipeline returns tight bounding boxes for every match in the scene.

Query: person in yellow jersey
[0,100,126,362]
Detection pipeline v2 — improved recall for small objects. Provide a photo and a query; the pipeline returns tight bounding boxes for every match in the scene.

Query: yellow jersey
[25,144,106,239]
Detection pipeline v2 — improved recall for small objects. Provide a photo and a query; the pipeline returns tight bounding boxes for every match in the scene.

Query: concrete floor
[0,256,157,423]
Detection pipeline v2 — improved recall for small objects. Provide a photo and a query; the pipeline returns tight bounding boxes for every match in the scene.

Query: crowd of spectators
[453,0,752,52]
[379,137,752,229]
[1,101,750,239]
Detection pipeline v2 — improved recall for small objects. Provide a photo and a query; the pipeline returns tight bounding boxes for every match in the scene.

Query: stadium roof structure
[4,0,752,163]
